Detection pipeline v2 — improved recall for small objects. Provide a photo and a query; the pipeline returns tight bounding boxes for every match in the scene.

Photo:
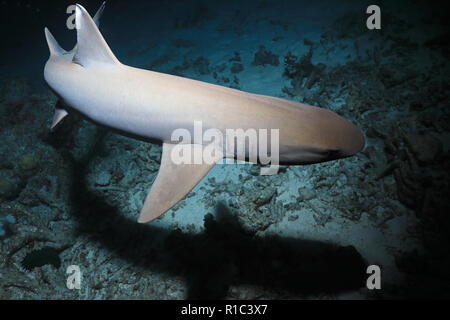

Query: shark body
[44,4,364,223]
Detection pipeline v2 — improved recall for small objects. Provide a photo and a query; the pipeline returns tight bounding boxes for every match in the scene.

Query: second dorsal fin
[73,4,120,68]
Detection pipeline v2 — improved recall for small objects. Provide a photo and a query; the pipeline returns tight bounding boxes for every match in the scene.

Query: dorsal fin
[67,1,106,57]
[138,143,223,223]
[44,27,66,57]
[73,3,120,68]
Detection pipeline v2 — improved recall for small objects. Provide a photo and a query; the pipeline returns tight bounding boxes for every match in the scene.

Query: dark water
[0,0,449,299]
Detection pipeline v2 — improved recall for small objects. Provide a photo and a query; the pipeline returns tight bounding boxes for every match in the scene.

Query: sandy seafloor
[0,0,449,299]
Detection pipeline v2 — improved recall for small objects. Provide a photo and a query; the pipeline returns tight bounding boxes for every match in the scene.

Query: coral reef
[230,63,244,74]
[252,45,279,67]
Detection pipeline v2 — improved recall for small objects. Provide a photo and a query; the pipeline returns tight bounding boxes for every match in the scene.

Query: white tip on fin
[73,3,120,67]
[44,27,66,57]
[51,108,69,130]
[138,143,223,223]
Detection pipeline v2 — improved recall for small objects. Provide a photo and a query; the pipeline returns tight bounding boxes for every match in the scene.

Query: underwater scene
[0,0,449,300]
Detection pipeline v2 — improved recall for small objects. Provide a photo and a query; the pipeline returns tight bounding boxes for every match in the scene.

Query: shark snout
[311,107,365,160]
[337,120,365,157]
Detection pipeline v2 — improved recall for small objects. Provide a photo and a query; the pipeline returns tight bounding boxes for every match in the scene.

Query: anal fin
[138,143,223,223]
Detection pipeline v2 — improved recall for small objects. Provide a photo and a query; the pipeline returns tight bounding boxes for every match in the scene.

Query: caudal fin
[92,1,106,26]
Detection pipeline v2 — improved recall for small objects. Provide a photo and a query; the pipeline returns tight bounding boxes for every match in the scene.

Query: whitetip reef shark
[43,3,365,223]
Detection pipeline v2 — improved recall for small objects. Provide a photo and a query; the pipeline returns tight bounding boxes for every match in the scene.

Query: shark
[43,3,365,223]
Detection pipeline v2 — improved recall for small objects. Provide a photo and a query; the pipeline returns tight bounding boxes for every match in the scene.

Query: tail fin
[93,1,106,26]
[44,27,66,57]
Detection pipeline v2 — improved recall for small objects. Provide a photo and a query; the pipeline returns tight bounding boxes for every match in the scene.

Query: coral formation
[230,63,244,74]
[252,45,279,67]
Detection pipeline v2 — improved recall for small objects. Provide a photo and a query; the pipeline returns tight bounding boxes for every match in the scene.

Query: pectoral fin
[138,143,223,223]
[51,108,68,130]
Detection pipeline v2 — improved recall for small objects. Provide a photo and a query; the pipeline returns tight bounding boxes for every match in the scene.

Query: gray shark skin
[43,4,365,223]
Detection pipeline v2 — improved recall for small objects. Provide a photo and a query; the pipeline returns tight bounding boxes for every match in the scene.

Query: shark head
[277,103,365,165]
[315,109,365,161]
